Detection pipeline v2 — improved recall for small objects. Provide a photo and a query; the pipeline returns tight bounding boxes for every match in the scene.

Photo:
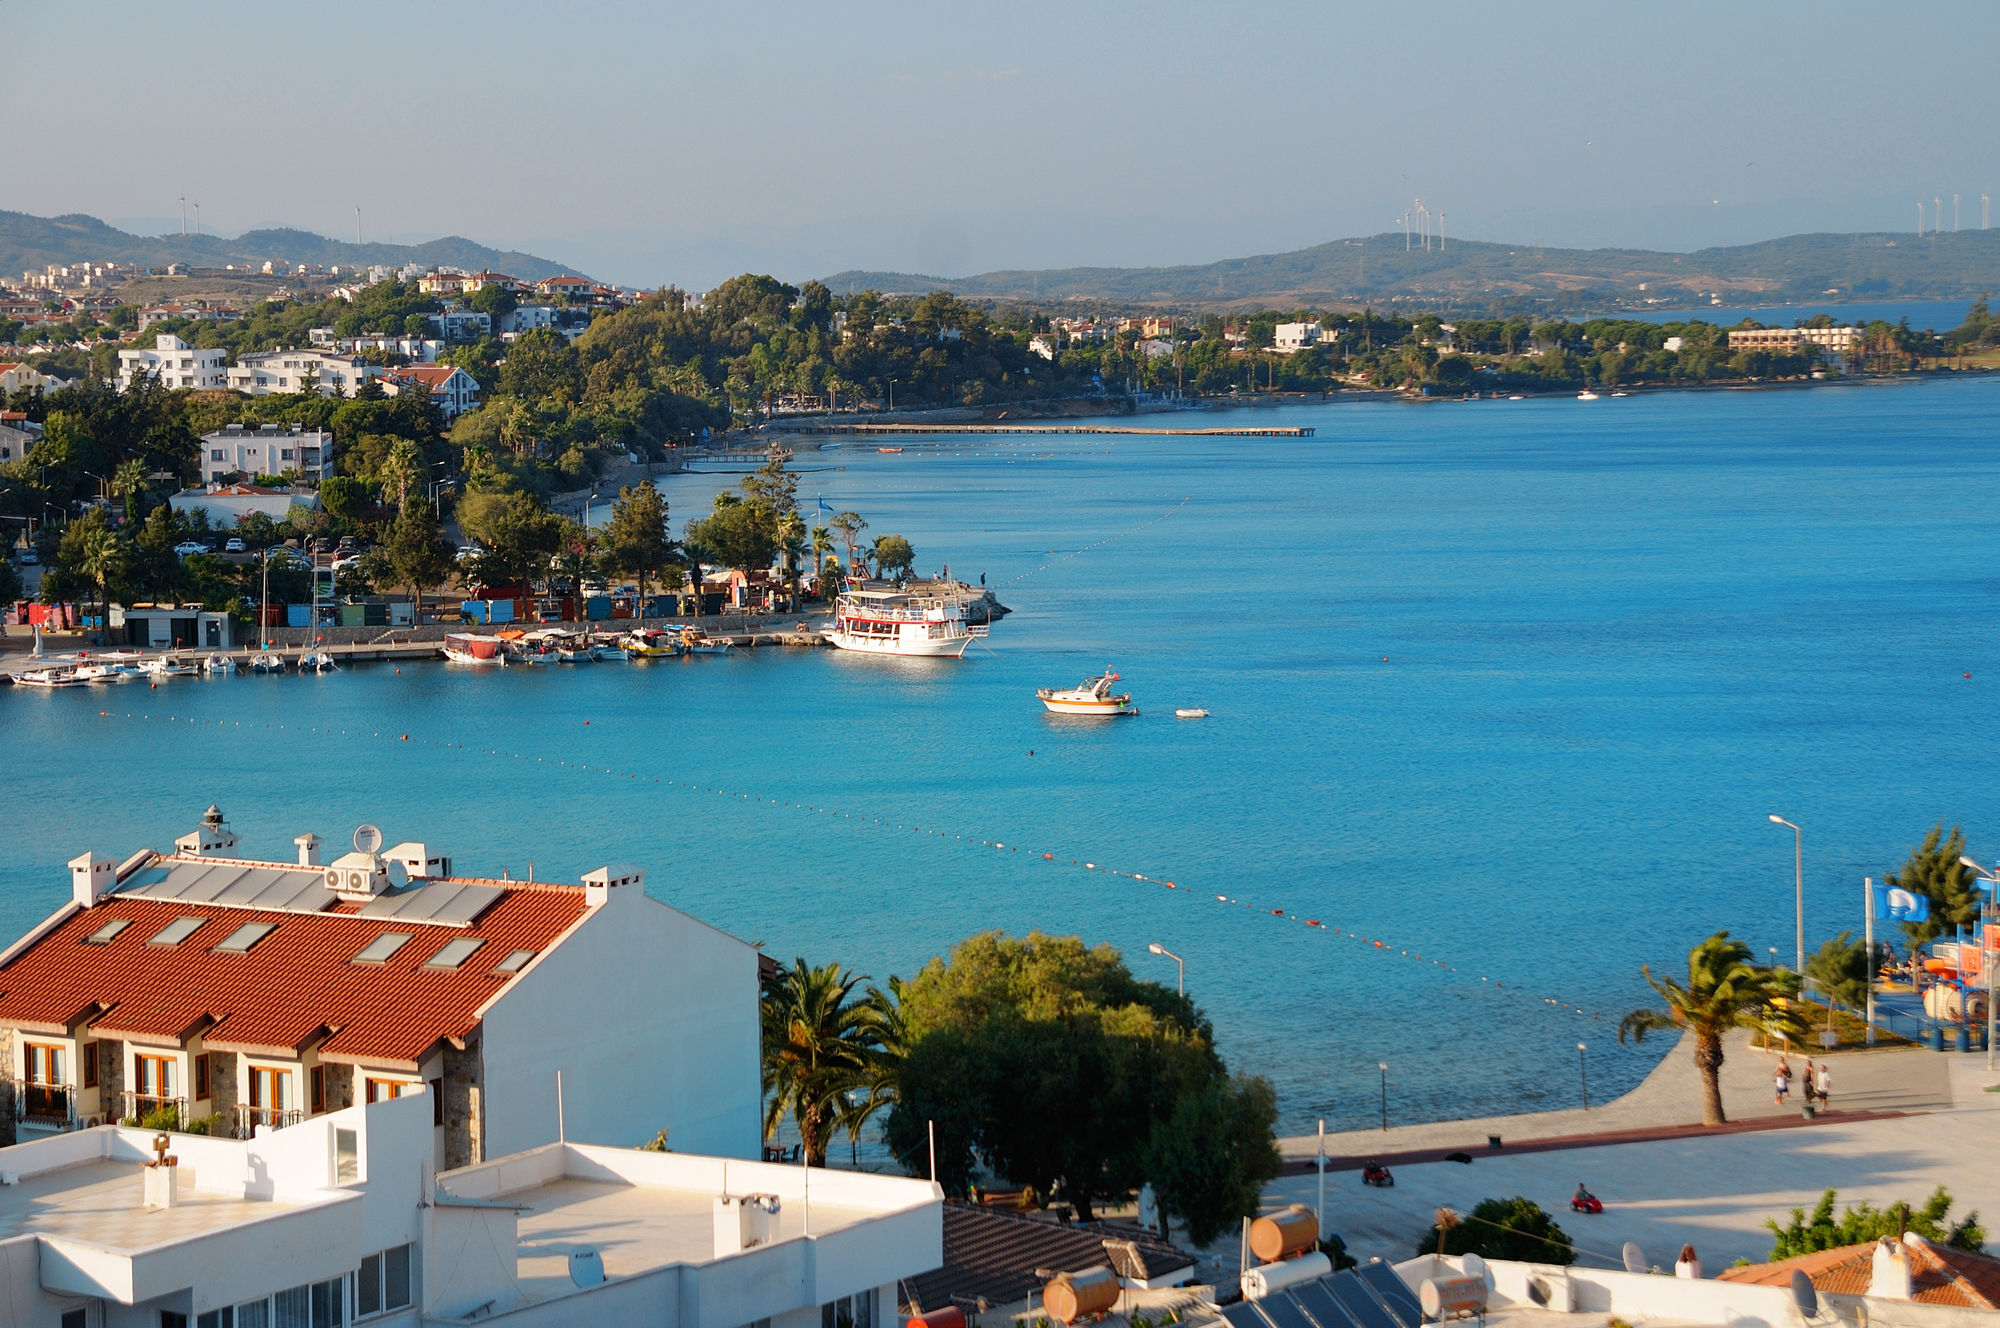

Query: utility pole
[1953,194,1960,232]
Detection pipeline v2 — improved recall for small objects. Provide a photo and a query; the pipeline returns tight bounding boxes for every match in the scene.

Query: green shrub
[1416,1196,1575,1265]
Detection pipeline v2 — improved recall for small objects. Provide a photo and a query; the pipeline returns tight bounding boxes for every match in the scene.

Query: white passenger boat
[203,654,237,675]
[823,586,987,658]
[524,629,592,662]
[12,666,81,688]
[1037,670,1136,716]
[297,650,338,673]
[442,633,506,665]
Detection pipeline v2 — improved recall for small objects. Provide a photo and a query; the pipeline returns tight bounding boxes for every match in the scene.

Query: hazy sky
[9,1,1996,287]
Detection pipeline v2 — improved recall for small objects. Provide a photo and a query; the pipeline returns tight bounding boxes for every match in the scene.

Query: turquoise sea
[5,376,1998,1134]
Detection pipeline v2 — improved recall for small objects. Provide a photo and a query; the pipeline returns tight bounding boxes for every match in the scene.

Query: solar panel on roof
[493,949,536,973]
[1257,1292,1319,1328]
[424,937,484,970]
[126,861,334,914]
[147,916,206,946]
[358,882,502,925]
[1327,1270,1401,1328]
[1293,1281,1359,1328]
[1357,1262,1424,1328]
[1222,1304,1270,1328]
[214,921,276,954]
[83,919,131,945]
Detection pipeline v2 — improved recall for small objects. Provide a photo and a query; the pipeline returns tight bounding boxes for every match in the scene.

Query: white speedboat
[249,651,286,674]
[1175,708,1209,719]
[823,585,987,658]
[297,650,338,673]
[137,657,196,678]
[12,666,80,688]
[203,654,237,675]
[1576,388,1600,401]
[443,633,506,664]
[588,639,629,662]
[1037,670,1136,716]
[74,661,138,684]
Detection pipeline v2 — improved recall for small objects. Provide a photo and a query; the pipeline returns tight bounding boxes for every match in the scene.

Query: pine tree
[1886,824,1982,946]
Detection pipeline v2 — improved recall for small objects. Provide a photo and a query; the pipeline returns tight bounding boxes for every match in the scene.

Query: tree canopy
[1885,824,1983,945]
[1767,1187,1985,1259]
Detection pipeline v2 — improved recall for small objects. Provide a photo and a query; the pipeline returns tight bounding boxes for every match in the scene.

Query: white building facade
[117,334,228,391]
[200,424,333,482]
[226,349,379,397]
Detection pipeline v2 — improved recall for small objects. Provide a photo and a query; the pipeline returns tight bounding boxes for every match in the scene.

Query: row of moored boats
[9,648,338,687]
[442,627,732,665]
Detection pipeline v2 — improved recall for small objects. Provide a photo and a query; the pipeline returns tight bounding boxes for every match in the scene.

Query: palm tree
[836,976,911,1165]
[73,513,128,632]
[762,959,886,1167]
[377,440,423,514]
[776,510,807,612]
[1619,931,1807,1127]
[809,523,833,601]
[110,459,147,518]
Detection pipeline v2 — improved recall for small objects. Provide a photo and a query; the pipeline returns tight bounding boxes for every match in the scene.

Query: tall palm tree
[377,440,423,514]
[775,510,806,612]
[762,959,886,1167]
[1619,931,1806,1126]
[809,524,833,601]
[110,459,147,518]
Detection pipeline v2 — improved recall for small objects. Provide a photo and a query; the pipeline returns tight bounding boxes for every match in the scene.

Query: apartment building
[0,808,761,1170]
[381,364,482,418]
[226,348,379,397]
[200,423,333,482]
[1725,325,1862,356]
[116,334,227,391]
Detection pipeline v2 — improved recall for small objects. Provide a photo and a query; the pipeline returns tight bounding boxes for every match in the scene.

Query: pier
[779,422,1315,438]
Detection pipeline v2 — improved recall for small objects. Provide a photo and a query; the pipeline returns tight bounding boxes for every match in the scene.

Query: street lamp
[1378,1062,1389,1132]
[1146,942,1184,996]
[1770,815,1804,973]
[1958,856,1998,1071]
[1577,1043,1589,1110]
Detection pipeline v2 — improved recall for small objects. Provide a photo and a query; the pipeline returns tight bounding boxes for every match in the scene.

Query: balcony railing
[12,1081,76,1130]
[235,1104,303,1135]
[118,1092,186,1126]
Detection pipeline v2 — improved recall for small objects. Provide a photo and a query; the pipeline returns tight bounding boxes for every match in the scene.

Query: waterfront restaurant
[0,808,761,1169]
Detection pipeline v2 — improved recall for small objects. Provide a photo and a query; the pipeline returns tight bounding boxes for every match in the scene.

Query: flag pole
[1864,877,1876,1046]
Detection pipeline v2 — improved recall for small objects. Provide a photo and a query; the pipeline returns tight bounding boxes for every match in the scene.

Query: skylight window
[84,919,132,945]
[214,922,276,954]
[423,938,484,971]
[147,917,207,947]
[493,949,536,974]
[354,933,413,965]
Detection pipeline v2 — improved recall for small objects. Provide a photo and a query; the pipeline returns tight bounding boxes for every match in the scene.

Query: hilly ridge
[823,230,2000,311]
[0,211,586,284]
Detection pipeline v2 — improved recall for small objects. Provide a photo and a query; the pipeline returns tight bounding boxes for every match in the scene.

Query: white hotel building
[116,335,228,391]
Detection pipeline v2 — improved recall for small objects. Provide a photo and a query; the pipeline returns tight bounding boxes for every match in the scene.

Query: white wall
[477,885,761,1159]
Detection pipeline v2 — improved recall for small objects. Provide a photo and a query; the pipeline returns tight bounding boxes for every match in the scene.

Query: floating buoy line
[93,708,1599,1025]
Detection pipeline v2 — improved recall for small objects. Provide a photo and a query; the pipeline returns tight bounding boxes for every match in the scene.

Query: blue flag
[1871,881,1931,923]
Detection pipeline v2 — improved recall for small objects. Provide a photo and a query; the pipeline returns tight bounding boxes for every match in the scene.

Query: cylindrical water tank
[1044,1267,1119,1324]
[1242,1252,1333,1300]
[1250,1205,1321,1263]
[907,1310,966,1328]
[1421,1277,1489,1320]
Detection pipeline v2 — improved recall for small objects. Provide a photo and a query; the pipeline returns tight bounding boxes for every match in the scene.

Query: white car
[330,555,364,573]
[173,541,207,557]
[224,538,246,553]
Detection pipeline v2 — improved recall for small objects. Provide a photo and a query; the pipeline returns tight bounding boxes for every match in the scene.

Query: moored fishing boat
[203,654,237,675]
[12,666,81,688]
[137,656,196,678]
[588,637,629,661]
[74,660,139,684]
[248,651,286,674]
[822,585,986,658]
[622,628,681,659]
[297,649,338,673]
[442,633,506,664]
[678,627,732,655]
[1037,670,1137,716]
[524,628,592,662]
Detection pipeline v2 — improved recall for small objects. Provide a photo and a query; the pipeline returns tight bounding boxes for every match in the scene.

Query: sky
[9,1,1998,289]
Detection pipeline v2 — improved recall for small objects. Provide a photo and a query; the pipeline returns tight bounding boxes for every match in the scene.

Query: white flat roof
[0,1157,320,1255]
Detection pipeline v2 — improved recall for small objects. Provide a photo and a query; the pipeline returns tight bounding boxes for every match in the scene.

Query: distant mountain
[823,231,2000,312]
[1,211,590,283]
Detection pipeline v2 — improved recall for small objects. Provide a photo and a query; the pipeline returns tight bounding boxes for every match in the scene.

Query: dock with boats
[780,422,1315,438]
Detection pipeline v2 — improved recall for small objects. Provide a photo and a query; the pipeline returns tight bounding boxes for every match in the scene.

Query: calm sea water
[5,376,1998,1135]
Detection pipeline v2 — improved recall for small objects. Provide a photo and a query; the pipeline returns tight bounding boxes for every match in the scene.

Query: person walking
[1774,1057,1791,1105]
[1814,1061,1831,1109]
[1802,1058,1818,1108]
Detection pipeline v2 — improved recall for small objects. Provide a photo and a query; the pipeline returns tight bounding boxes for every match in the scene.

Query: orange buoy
[1374,940,1384,948]
[401,734,408,741]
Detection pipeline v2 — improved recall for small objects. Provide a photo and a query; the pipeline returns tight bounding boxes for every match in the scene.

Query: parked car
[14,548,37,565]
[224,538,246,553]
[173,540,207,557]
[330,555,364,573]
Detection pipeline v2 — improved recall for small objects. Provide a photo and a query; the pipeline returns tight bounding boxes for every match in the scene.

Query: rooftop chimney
[70,852,116,907]
[295,832,323,868]
[582,865,645,908]
[1869,1238,1912,1300]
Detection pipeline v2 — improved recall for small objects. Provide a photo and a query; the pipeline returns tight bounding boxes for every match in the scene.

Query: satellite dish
[385,861,410,889]
[1622,1241,1647,1275]
[1790,1270,1818,1318]
[1461,1253,1490,1288]
[569,1249,604,1288]
[352,824,382,855]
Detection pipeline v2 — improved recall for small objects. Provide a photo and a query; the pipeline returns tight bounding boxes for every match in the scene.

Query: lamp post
[1146,942,1184,997]
[1958,857,1998,1071]
[1577,1042,1589,1110]
[1770,815,1804,973]
[1378,1062,1388,1132]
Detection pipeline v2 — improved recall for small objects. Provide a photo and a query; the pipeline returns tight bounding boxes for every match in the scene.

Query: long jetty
[781,422,1314,438]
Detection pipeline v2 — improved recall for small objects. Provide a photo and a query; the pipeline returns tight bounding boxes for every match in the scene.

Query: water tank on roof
[1250,1204,1319,1263]
[1042,1267,1118,1325]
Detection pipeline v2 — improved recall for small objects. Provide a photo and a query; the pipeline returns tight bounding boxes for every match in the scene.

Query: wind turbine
[179,195,187,235]
[1917,200,1924,236]
[1439,212,1445,252]
[1985,193,1992,230]
[355,206,362,245]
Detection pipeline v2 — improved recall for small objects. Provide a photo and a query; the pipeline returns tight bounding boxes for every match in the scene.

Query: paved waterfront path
[1248,1036,1993,1274]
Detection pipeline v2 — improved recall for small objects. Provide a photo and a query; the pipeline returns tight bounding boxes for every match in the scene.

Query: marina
[5,382,1999,1133]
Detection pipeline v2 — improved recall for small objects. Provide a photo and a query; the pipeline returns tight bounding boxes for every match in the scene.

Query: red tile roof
[0,866,590,1067]
[386,365,463,389]
[1717,1238,2000,1309]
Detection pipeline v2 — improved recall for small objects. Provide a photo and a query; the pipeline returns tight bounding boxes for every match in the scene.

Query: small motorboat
[297,650,338,673]
[622,629,681,659]
[1037,670,1136,717]
[203,654,237,676]
[12,666,80,688]
[137,657,196,678]
[1576,388,1600,401]
[1174,708,1209,719]
[249,651,287,674]
[443,633,506,664]
[588,639,630,662]
[679,628,732,655]
[74,661,138,684]
[876,446,905,453]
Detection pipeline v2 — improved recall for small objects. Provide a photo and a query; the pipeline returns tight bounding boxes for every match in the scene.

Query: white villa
[116,335,227,391]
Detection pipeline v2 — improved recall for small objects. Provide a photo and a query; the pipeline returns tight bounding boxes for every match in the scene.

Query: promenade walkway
[1256,1034,1995,1272]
